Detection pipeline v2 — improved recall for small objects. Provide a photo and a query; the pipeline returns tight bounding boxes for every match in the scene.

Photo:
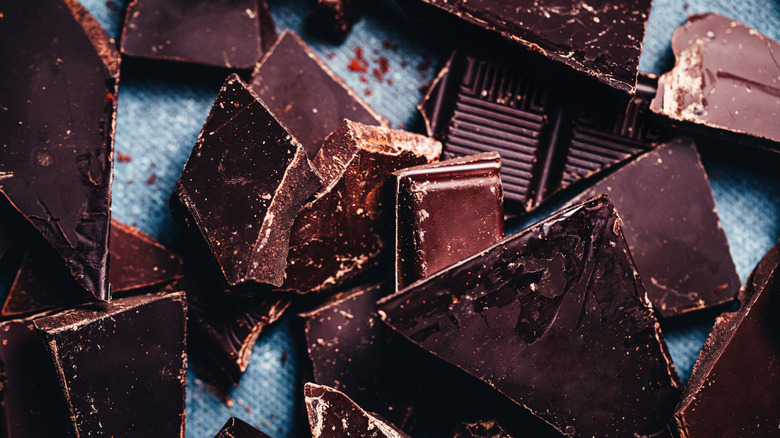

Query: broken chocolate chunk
[393,152,505,290]
[121,0,277,69]
[0,0,120,301]
[283,120,441,294]
[214,417,271,438]
[651,14,780,150]
[570,138,740,317]
[171,73,321,292]
[378,195,682,438]
[452,420,511,438]
[669,240,780,437]
[420,52,658,211]
[304,382,410,438]
[308,0,362,42]
[34,292,187,437]
[250,31,387,158]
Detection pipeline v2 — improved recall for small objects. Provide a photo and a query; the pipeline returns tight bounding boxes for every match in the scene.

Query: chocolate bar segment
[34,292,187,438]
[284,120,441,294]
[0,0,120,301]
[378,195,681,438]
[421,52,658,212]
[250,31,387,158]
[121,0,277,69]
[570,139,739,317]
[670,240,780,437]
[452,420,511,438]
[393,152,504,290]
[214,417,271,438]
[308,0,362,42]
[651,14,780,150]
[171,74,321,291]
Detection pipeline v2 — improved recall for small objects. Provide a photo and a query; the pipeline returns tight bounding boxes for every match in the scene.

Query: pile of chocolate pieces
[1,0,778,437]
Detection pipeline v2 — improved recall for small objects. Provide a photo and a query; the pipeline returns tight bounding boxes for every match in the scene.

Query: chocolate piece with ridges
[171,74,321,292]
[651,14,780,150]
[121,0,277,69]
[452,420,511,438]
[214,417,271,438]
[304,383,410,438]
[570,139,739,317]
[669,240,780,438]
[420,52,657,212]
[308,0,361,42]
[250,31,387,158]
[378,195,681,438]
[393,152,504,291]
[283,120,441,294]
[0,0,120,301]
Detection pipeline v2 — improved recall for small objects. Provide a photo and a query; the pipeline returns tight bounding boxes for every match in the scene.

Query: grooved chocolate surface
[571,139,739,317]
[378,195,681,438]
[214,417,271,438]
[121,0,277,69]
[0,0,120,301]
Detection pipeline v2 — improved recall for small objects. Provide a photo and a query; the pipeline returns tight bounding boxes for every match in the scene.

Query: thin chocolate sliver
[214,417,271,438]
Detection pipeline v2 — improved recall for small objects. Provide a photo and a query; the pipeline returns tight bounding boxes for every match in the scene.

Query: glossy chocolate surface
[121,0,277,69]
[378,196,681,438]
[283,120,441,294]
[250,31,387,158]
[0,0,120,301]
[214,417,271,438]
[171,74,321,291]
[394,152,504,290]
[452,420,511,438]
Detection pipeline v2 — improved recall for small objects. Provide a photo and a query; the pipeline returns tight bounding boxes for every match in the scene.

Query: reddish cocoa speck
[355,47,363,58]
[105,0,118,11]
[348,59,367,73]
[372,68,383,82]
[281,351,288,365]
[117,152,132,162]
[360,76,368,83]
[382,40,399,51]
[326,53,335,59]
[146,173,156,185]
[377,57,390,74]
[417,56,432,72]
[245,406,252,414]
[387,79,393,85]
[105,92,115,101]
[126,180,133,185]
[401,61,408,68]
[365,89,372,96]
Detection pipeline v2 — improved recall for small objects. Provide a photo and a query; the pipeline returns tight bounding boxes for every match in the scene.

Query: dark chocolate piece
[250,31,387,158]
[121,0,277,69]
[171,74,321,291]
[214,417,271,438]
[651,14,780,149]
[0,221,13,264]
[421,52,658,211]
[34,292,187,437]
[378,195,682,438]
[283,120,441,294]
[304,383,410,438]
[401,0,651,94]
[0,0,120,301]
[452,420,511,438]
[308,0,361,42]
[669,240,780,438]
[393,152,504,290]
[570,139,739,317]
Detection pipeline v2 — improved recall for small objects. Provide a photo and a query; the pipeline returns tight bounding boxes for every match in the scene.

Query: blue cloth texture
[68,0,780,436]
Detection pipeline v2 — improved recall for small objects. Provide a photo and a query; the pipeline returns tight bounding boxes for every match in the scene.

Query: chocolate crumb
[117,152,132,162]
[146,173,156,185]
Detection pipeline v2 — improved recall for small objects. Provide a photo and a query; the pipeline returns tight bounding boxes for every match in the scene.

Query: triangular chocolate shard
[0,0,120,301]
[214,417,271,438]
[570,138,740,317]
[171,74,321,292]
[378,195,681,438]
[33,292,187,437]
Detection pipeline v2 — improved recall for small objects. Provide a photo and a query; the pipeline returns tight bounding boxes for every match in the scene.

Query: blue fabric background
[71,0,780,436]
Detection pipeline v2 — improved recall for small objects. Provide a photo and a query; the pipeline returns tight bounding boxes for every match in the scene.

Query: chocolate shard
[393,152,505,291]
[0,221,13,263]
[308,0,362,42]
[250,31,387,158]
[171,73,321,292]
[452,420,511,438]
[650,14,780,150]
[378,195,682,438]
[570,139,739,317]
[304,383,411,438]
[0,0,120,301]
[420,52,658,212]
[33,292,188,437]
[400,0,651,94]
[121,0,277,69]
[283,120,441,294]
[214,417,271,438]
[669,240,780,438]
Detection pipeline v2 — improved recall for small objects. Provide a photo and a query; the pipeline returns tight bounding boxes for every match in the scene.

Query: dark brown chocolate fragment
[171,74,321,292]
[214,417,271,438]
[651,14,780,150]
[393,152,504,290]
[400,0,651,94]
[570,139,739,317]
[0,0,120,301]
[421,52,658,212]
[34,292,187,437]
[304,383,410,438]
[250,31,387,158]
[378,195,681,438]
[308,0,362,42]
[283,120,441,294]
[669,240,780,438]
[452,420,511,438]
[121,0,277,69]
[0,222,13,263]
